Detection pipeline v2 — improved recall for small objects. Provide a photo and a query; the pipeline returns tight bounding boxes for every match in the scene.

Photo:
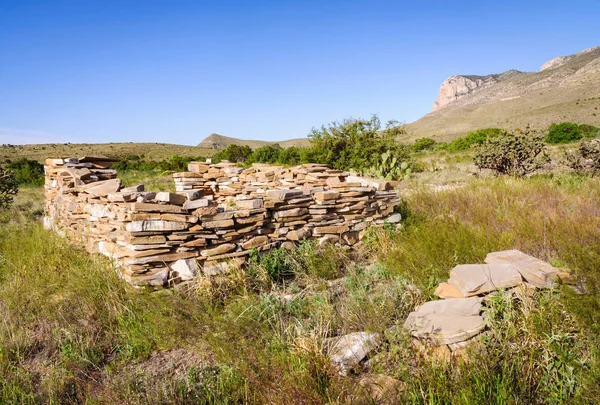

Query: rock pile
[404,250,569,356]
[44,158,401,287]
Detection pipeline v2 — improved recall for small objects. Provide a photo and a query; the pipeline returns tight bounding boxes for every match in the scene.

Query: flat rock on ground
[485,250,558,288]
[448,263,522,297]
[404,313,485,345]
[325,332,381,375]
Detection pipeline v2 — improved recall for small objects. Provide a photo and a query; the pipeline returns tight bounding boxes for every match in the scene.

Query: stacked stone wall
[44,157,401,287]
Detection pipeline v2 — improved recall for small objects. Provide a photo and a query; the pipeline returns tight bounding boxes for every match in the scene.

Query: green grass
[1,174,600,403]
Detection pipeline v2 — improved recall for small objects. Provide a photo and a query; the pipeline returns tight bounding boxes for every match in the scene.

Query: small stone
[171,258,199,280]
[385,213,401,224]
[236,199,263,209]
[155,192,186,205]
[404,313,485,345]
[126,220,189,232]
[200,243,237,257]
[325,332,381,375]
[434,282,464,298]
[183,199,213,210]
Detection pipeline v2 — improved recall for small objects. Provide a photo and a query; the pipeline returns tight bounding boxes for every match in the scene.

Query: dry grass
[0,142,215,162]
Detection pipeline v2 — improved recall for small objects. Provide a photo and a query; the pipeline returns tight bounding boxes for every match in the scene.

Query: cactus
[367,152,411,180]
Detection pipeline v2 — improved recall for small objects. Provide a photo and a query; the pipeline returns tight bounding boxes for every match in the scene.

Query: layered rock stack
[44,158,401,287]
[404,250,572,358]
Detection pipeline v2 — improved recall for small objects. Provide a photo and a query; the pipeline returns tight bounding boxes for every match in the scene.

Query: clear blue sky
[1,0,598,145]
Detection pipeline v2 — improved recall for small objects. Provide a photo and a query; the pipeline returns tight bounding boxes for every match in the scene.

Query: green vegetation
[546,122,599,144]
[306,116,409,172]
[566,138,600,175]
[0,167,18,210]
[473,129,549,176]
[112,154,206,172]
[366,151,411,180]
[4,158,45,186]
[435,128,504,151]
[2,174,600,403]
[212,144,253,163]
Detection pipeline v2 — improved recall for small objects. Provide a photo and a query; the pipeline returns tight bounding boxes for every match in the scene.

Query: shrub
[411,137,436,152]
[566,138,600,175]
[579,124,600,139]
[6,158,44,185]
[307,115,409,173]
[247,144,282,164]
[446,128,503,151]
[213,144,253,163]
[0,167,18,210]
[546,122,583,144]
[473,129,549,176]
[277,146,302,165]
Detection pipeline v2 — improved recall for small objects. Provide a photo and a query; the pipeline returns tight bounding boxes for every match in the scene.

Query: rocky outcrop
[408,46,600,140]
[432,71,523,111]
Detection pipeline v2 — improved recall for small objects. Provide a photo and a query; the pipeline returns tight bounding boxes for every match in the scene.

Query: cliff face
[406,46,600,141]
[432,71,523,112]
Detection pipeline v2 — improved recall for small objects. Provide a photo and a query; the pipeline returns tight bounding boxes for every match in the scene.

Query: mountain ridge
[197,133,310,150]
[406,46,600,141]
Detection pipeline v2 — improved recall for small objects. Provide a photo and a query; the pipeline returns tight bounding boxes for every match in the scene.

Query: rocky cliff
[406,46,600,141]
[432,71,523,111]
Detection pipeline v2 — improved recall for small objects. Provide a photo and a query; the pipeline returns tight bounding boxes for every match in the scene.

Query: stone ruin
[43,157,401,287]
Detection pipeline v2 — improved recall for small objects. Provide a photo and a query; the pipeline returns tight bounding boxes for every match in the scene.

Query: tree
[247,144,282,164]
[473,129,549,176]
[0,167,18,210]
[307,115,409,173]
[213,144,253,163]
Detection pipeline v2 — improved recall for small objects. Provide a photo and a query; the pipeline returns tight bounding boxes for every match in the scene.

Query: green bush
[546,122,583,144]
[213,144,253,163]
[277,146,302,165]
[307,115,409,173]
[0,167,18,210]
[411,137,437,152]
[473,129,549,176]
[247,144,282,164]
[112,154,206,172]
[6,158,44,186]
[446,128,503,151]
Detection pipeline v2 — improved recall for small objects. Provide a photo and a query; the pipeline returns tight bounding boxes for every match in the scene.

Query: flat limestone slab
[404,313,485,345]
[448,264,522,297]
[81,179,121,197]
[434,282,464,298]
[485,250,558,288]
[414,297,482,317]
[326,332,381,375]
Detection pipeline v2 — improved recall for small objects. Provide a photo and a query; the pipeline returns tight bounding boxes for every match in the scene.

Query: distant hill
[0,143,216,163]
[405,46,600,141]
[197,133,310,150]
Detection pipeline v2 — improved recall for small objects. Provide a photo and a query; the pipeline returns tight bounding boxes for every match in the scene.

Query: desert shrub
[213,144,253,163]
[307,115,409,173]
[246,144,282,164]
[277,146,302,165]
[411,137,437,152]
[473,129,549,176]
[6,158,44,186]
[546,122,583,144]
[566,138,600,175]
[0,167,18,210]
[446,128,503,151]
[578,124,600,138]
